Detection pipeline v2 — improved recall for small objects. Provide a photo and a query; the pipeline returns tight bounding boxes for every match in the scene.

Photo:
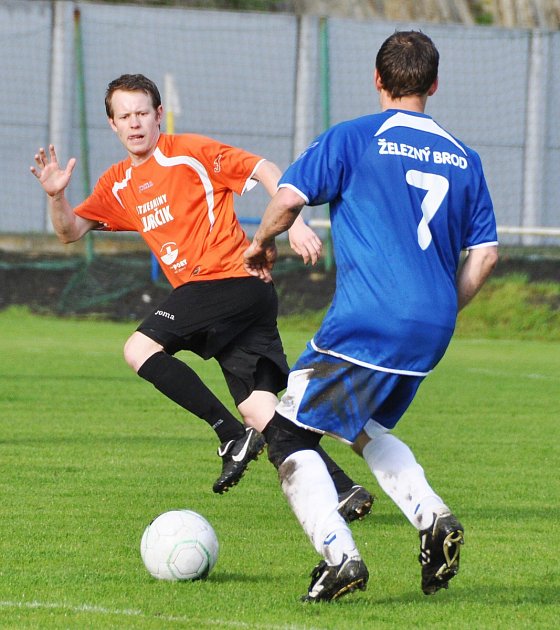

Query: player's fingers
[311,240,323,264]
[243,258,262,277]
[290,243,302,257]
[66,157,77,175]
[299,241,320,265]
[260,267,273,283]
[34,150,46,166]
[251,267,270,282]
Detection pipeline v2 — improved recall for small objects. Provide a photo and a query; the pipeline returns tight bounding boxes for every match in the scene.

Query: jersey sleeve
[463,153,498,249]
[74,168,136,231]
[279,125,347,206]
[184,135,264,196]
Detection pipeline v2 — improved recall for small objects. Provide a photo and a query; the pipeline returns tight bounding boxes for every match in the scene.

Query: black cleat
[419,511,464,595]
[302,554,369,602]
[337,485,374,523]
[212,427,266,494]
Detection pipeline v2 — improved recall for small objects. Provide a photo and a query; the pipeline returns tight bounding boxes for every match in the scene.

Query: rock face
[292,0,560,29]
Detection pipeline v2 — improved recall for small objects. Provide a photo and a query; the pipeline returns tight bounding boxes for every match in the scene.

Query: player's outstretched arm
[244,187,306,282]
[30,144,96,243]
[252,160,322,265]
[457,245,498,311]
[252,159,282,197]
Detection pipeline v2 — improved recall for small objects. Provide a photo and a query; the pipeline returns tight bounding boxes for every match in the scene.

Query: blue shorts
[275,345,424,443]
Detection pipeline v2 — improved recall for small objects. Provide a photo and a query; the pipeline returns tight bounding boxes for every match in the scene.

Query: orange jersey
[75,133,264,287]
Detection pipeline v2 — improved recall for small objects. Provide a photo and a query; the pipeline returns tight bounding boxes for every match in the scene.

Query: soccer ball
[140,509,219,581]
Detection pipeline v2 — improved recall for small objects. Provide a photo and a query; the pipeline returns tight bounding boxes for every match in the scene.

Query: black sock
[137,351,244,443]
[262,420,355,495]
[315,445,354,495]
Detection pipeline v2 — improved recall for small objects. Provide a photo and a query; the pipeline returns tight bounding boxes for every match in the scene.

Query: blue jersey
[280,110,497,375]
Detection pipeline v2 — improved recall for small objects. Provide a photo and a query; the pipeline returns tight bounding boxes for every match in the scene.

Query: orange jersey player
[74,133,263,287]
[30,74,374,521]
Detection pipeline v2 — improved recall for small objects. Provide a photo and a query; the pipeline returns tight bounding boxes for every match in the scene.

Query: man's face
[108,90,162,165]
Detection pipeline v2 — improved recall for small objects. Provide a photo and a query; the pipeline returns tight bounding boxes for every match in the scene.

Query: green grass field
[0,305,558,629]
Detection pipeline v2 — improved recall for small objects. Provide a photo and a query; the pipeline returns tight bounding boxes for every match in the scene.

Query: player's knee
[123,334,144,371]
[265,412,320,469]
[123,332,162,373]
[237,390,278,433]
[123,335,137,370]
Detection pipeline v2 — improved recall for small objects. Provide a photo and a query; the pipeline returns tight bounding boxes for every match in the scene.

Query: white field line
[465,367,559,381]
[0,599,321,630]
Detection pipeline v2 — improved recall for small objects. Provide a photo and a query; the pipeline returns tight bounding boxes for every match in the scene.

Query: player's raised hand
[30,145,77,196]
[244,238,278,283]
[288,218,323,266]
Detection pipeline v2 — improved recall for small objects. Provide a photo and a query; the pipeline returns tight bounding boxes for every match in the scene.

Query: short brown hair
[375,31,439,99]
[105,74,162,118]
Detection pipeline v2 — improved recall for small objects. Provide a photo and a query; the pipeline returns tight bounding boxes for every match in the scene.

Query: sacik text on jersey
[135,193,175,232]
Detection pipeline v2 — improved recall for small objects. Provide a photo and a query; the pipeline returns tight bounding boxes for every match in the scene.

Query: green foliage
[456,274,560,340]
[470,1,494,25]
[98,0,292,11]
[0,307,558,628]
[279,274,560,341]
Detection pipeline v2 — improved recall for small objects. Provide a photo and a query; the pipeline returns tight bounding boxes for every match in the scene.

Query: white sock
[278,449,359,565]
[362,430,446,530]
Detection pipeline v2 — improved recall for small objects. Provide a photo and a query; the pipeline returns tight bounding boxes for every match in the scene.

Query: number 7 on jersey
[406,170,449,250]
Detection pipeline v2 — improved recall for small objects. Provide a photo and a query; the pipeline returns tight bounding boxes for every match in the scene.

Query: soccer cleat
[302,554,369,602]
[337,485,374,523]
[212,427,266,494]
[419,511,464,595]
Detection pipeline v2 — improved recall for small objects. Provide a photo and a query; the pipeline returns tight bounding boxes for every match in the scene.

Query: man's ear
[155,105,163,125]
[374,68,383,92]
[427,77,438,96]
[107,117,117,132]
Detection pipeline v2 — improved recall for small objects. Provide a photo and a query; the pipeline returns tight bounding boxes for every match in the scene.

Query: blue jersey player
[244,31,498,602]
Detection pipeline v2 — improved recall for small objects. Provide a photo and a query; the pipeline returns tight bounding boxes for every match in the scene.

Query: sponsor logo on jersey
[160,242,179,265]
[159,242,188,272]
[155,310,175,320]
[171,259,188,271]
[139,181,154,192]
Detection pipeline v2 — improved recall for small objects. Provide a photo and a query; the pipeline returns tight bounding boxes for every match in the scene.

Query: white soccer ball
[140,509,219,581]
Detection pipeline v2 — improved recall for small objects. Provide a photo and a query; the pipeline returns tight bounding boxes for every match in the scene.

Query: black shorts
[137,277,289,405]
